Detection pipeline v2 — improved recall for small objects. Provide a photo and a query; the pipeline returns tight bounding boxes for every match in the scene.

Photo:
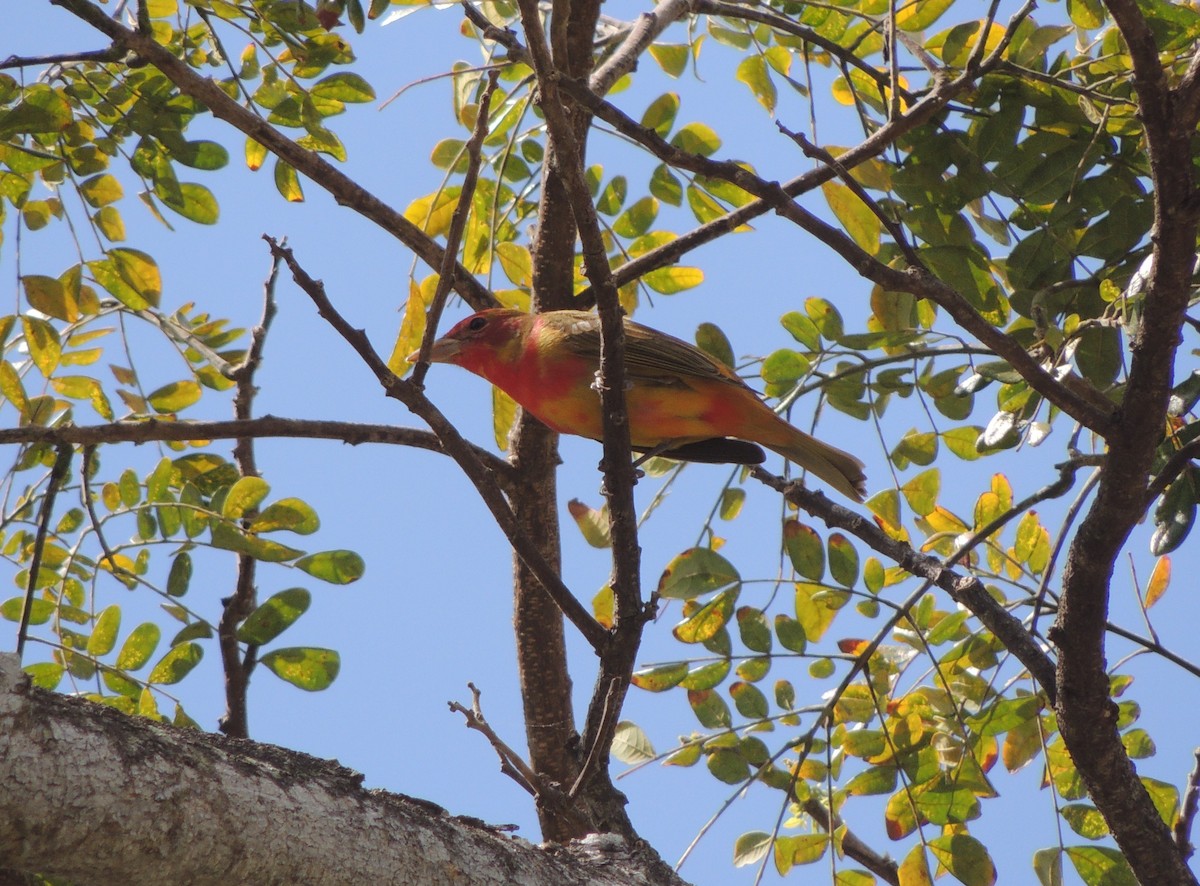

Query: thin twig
[449,683,542,797]
[17,445,73,657]
[411,70,501,387]
[569,677,621,799]
[1176,747,1200,859]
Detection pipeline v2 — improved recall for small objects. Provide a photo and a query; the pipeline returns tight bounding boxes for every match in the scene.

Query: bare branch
[449,683,543,798]
[16,446,73,657]
[0,418,515,487]
[1177,747,1200,860]
[511,0,646,781]
[0,47,123,69]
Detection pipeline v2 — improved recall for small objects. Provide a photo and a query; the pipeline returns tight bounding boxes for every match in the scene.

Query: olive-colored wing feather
[551,311,744,388]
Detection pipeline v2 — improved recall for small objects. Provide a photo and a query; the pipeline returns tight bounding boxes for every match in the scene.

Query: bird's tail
[763,429,867,502]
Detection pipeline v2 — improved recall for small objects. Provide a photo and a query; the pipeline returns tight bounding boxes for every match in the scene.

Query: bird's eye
[467,315,488,332]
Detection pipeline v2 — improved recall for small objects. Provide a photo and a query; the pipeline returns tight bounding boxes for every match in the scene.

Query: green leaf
[631,661,688,692]
[148,642,203,684]
[1151,470,1196,555]
[613,196,658,238]
[1033,848,1063,886]
[1064,846,1136,886]
[671,122,721,157]
[822,181,880,255]
[80,173,124,208]
[210,521,304,562]
[774,615,807,653]
[109,248,162,306]
[274,160,304,202]
[250,497,320,534]
[688,688,732,728]
[761,349,810,386]
[648,44,688,77]
[611,721,656,764]
[238,587,311,645]
[1061,804,1108,839]
[643,265,703,294]
[0,83,72,140]
[295,550,365,583]
[649,164,683,205]
[147,380,202,414]
[730,681,769,719]
[86,605,121,656]
[161,182,219,224]
[706,747,749,784]
[733,831,772,868]
[0,597,53,624]
[736,606,771,652]
[222,476,271,519]
[736,55,776,113]
[657,547,740,599]
[695,322,734,369]
[928,834,996,886]
[641,92,679,136]
[21,316,61,377]
[167,552,192,597]
[260,646,340,691]
[568,499,611,548]
[827,533,859,587]
[311,72,376,102]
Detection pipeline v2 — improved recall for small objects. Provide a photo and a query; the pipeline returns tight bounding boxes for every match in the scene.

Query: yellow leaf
[1145,556,1170,608]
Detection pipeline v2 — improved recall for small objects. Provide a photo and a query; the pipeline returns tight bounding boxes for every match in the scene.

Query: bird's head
[408,308,530,377]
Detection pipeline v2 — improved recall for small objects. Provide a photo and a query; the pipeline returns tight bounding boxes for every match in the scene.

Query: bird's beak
[407,337,461,364]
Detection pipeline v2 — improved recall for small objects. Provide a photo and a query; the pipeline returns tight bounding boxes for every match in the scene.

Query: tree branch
[0,654,685,886]
[512,0,647,792]
[0,417,515,488]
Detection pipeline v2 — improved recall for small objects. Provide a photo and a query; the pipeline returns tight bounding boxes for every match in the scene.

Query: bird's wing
[553,312,745,389]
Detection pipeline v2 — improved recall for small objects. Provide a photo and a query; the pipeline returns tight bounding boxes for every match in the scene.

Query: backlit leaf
[260,646,340,691]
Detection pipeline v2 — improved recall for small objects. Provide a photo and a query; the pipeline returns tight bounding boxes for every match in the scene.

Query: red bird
[414,309,867,501]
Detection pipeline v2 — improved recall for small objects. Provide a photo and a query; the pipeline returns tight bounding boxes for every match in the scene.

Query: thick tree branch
[512,0,647,798]
[0,655,686,886]
[49,0,497,311]
[264,238,609,653]
[1045,5,1200,883]
[217,251,281,738]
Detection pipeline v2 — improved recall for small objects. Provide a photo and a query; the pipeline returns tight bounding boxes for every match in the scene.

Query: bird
[411,308,867,501]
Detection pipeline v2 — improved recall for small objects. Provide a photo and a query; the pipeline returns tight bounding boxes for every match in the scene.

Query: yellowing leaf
[21,316,61,377]
[147,380,202,413]
[822,181,881,255]
[736,55,776,113]
[1145,555,1170,608]
[261,646,340,691]
[274,159,304,202]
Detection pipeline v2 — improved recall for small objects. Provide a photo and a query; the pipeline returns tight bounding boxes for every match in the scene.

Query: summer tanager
[413,309,867,501]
